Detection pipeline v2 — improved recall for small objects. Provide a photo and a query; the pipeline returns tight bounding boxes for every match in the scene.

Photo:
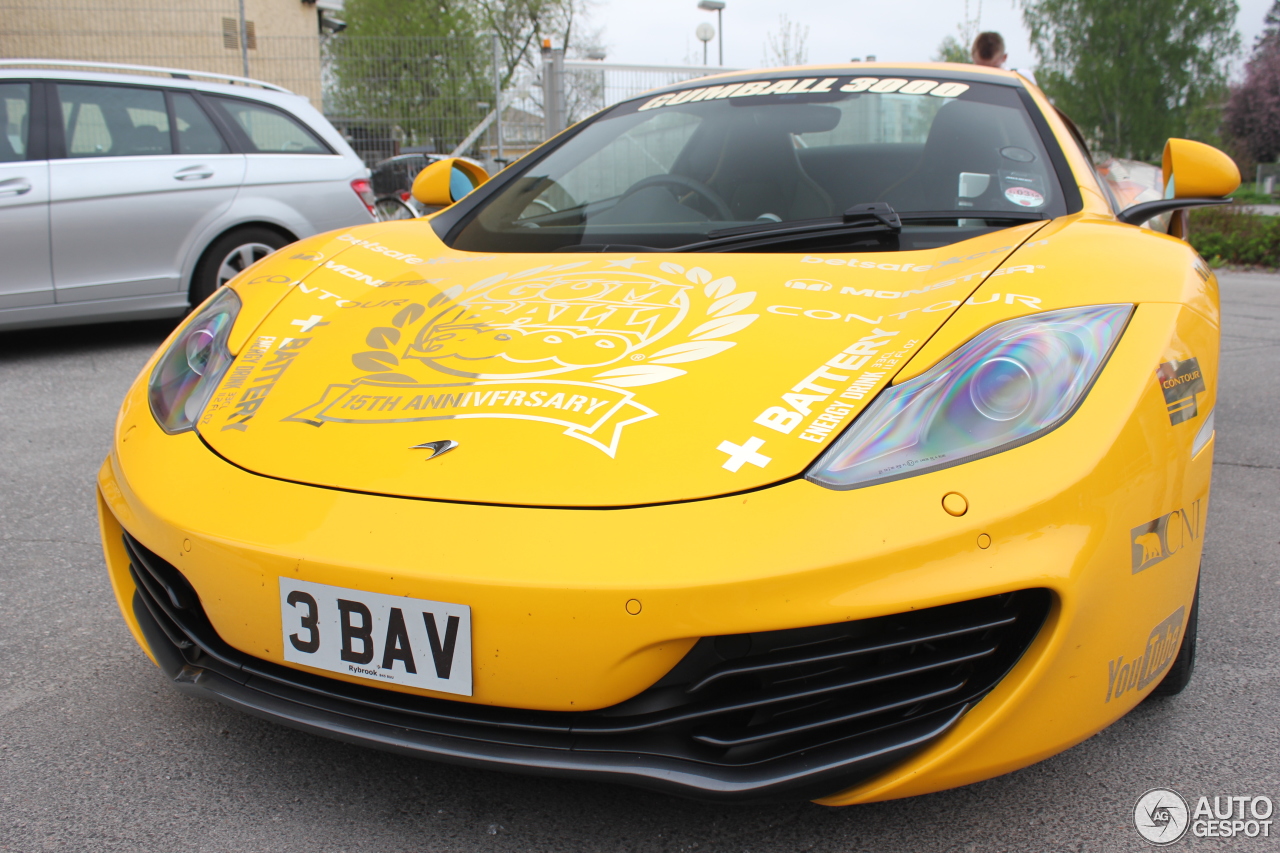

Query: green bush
[1189,206,1280,267]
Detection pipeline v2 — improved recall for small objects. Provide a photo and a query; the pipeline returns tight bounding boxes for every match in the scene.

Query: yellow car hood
[200,221,1048,506]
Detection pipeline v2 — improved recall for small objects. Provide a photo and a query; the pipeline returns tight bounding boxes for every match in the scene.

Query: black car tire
[191,227,290,306]
[373,196,417,221]
[1150,573,1200,697]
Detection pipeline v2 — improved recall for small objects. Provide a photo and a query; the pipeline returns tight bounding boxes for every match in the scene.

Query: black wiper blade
[680,203,903,253]
[669,205,1046,253]
[843,202,902,228]
[705,202,902,242]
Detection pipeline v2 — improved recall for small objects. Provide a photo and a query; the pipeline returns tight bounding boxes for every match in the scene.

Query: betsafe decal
[284,262,757,457]
[1157,357,1206,425]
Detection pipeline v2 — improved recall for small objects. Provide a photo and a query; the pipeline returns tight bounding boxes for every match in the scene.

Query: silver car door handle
[0,177,32,196]
[174,167,214,181]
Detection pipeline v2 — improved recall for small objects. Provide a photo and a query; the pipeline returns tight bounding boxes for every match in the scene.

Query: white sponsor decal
[639,77,970,111]
[338,233,426,264]
[752,328,906,444]
[717,435,772,472]
[766,291,1044,325]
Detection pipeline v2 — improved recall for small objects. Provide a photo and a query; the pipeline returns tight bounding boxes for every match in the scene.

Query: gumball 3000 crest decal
[286,261,758,456]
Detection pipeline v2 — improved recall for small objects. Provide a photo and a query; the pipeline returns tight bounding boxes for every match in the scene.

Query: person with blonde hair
[971,31,1007,68]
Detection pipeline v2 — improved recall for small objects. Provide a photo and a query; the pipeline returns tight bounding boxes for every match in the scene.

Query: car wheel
[191,227,290,305]
[1150,573,1200,697]
[373,196,416,221]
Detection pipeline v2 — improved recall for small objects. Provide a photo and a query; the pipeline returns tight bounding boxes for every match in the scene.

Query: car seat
[697,108,836,221]
[124,124,169,155]
[881,100,1015,212]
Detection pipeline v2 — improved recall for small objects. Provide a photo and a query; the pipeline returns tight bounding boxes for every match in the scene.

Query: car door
[48,82,246,303]
[0,80,53,311]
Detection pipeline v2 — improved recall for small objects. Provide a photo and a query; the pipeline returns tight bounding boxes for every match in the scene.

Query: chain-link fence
[0,1,735,168]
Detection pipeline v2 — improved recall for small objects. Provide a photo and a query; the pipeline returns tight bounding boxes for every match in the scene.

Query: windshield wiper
[696,202,901,248]
[672,203,1043,252]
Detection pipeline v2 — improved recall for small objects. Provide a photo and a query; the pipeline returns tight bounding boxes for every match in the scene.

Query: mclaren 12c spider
[98,63,1237,803]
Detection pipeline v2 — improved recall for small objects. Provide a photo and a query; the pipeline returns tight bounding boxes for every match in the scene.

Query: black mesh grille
[123,530,1051,799]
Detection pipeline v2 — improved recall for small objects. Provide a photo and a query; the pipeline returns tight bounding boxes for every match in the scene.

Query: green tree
[328,0,590,153]
[328,0,491,153]
[477,0,586,88]
[1022,0,1240,159]
[1225,0,1280,164]
[934,35,971,63]
[762,15,810,67]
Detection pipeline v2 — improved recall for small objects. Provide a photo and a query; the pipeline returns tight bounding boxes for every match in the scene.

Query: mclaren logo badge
[412,440,458,460]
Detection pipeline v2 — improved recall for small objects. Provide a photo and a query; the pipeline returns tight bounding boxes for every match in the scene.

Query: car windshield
[449,73,1068,254]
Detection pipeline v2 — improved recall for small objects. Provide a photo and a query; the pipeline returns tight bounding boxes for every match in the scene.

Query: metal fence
[0,1,737,168]
[1257,163,1280,197]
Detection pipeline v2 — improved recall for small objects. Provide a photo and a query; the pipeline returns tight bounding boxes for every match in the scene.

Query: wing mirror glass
[1162,138,1240,200]
[411,158,490,207]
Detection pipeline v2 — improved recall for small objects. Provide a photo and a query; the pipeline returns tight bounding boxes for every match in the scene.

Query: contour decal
[1157,357,1206,425]
[285,262,756,457]
[767,291,1044,326]
[1131,499,1204,573]
[248,273,354,308]
[1105,607,1186,703]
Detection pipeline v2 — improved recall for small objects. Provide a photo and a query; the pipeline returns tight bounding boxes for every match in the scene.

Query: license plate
[279,578,472,696]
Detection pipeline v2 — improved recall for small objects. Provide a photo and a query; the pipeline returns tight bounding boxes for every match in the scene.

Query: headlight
[807,304,1133,490]
[148,287,241,434]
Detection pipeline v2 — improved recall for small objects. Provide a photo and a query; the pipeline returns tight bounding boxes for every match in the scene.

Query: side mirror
[1162,138,1240,199]
[411,158,489,207]
[1116,139,1240,229]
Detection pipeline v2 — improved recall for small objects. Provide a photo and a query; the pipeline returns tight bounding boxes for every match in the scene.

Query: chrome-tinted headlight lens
[807,304,1133,490]
[148,288,240,434]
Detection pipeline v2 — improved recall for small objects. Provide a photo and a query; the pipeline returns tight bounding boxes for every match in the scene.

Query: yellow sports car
[98,64,1238,803]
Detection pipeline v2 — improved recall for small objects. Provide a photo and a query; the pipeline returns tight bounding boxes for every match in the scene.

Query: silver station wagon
[0,61,375,331]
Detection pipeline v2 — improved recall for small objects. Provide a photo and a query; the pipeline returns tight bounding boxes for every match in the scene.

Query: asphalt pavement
[2,272,1278,853]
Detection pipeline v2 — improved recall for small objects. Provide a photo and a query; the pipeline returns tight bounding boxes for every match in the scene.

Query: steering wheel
[617,174,734,221]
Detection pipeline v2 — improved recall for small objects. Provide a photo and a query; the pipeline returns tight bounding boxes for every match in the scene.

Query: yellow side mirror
[1118,138,1240,229]
[411,158,490,207]
[1161,138,1240,199]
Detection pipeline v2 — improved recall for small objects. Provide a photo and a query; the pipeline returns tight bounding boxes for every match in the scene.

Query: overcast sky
[590,0,1275,76]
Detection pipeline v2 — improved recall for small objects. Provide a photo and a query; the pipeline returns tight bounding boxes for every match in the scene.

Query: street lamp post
[697,0,725,66]
[695,22,715,65]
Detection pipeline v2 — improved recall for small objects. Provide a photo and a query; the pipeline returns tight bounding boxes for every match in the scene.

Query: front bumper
[120,525,1049,801]
[99,302,1209,803]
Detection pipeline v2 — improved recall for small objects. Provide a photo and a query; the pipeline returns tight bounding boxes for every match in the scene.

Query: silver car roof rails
[0,59,293,94]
